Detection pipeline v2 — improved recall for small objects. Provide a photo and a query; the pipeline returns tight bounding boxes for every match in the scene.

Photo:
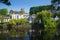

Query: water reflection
[0,32,30,40]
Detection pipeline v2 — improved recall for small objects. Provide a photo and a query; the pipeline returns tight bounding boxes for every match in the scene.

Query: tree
[29,0,60,15]
[51,0,60,4]
[0,8,8,40]
[8,18,31,40]
[8,19,17,25]
[0,8,8,16]
[7,19,17,31]
[16,18,30,40]
[17,18,28,25]
[0,0,11,5]
[20,8,25,15]
[36,10,56,40]
[54,12,60,40]
[0,8,8,23]
[55,12,60,18]
[51,0,60,11]
[29,5,53,15]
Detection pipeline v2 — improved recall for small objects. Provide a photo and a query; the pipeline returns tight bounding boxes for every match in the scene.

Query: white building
[0,9,30,23]
[4,17,10,22]
[10,10,29,20]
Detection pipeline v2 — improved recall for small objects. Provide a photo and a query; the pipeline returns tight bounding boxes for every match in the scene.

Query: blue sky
[0,0,51,13]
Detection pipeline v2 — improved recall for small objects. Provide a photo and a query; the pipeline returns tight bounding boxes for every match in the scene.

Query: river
[4,33,30,40]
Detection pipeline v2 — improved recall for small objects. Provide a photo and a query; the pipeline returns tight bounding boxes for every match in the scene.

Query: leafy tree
[17,18,28,25]
[8,19,17,25]
[0,8,8,23]
[16,18,31,40]
[0,0,11,5]
[51,0,60,4]
[8,19,17,37]
[0,8,8,31]
[29,0,60,15]
[7,19,16,31]
[8,18,31,40]
[0,8,8,16]
[0,8,8,40]
[55,12,60,18]
[29,5,54,15]
[51,0,60,11]
[20,8,25,15]
[36,10,56,40]
[54,12,60,40]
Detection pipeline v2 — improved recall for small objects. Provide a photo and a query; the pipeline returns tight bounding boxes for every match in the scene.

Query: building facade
[10,10,29,20]
[3,9,29,22]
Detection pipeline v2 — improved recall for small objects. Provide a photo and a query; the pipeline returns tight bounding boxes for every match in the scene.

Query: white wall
[4,18,10,22]
[11,13,29,19]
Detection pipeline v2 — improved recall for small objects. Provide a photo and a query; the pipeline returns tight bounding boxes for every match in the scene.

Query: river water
[0,30,32,40]
[4,33,30,40]
[0,32,30,40]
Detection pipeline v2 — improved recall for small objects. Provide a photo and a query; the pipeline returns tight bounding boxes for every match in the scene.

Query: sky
[0,0,51,13]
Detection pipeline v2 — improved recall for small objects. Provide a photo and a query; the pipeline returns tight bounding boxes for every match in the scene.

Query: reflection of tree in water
[7,24,12,31]
[30,19,44,40]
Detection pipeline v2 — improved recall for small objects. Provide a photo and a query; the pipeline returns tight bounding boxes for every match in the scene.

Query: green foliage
[8,19,17,25]
[8,18,29,26]
[56,18,60,37]
[51,0,60,3]
[36,10,53,19]
[36,10,56,40]
[17,18,28,25]
[0,33,6,40]
[8,29,17,36]
[54,16,60,40]
[8,18,31,39]
[0,0,11,5]
[0,8,8,23]
[51,0,60,12]
[54,12,60,18]
[30,5,54,15]
[0,8,8,16]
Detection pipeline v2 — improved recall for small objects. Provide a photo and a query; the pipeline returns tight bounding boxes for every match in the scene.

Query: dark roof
[10,10,20,14]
